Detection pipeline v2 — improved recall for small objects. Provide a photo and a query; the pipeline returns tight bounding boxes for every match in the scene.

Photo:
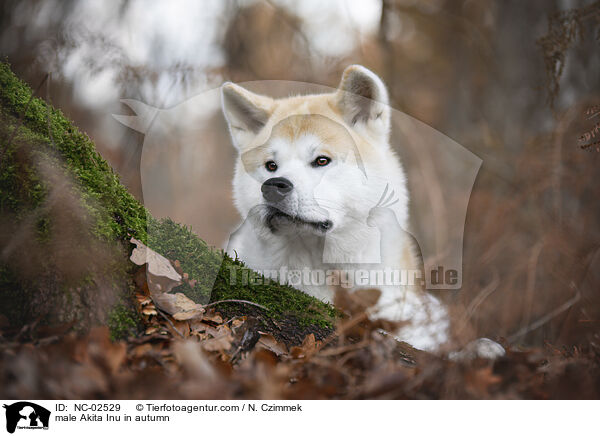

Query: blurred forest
[1,0,599,356]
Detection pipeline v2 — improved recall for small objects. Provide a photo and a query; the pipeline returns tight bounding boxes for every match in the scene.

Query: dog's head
[221,65,393,236]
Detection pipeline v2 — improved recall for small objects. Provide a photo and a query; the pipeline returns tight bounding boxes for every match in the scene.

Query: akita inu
[220,65,457,351]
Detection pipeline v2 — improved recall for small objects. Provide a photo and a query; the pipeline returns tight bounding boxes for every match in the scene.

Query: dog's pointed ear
[221,82,274,150]
[336,65,390,140]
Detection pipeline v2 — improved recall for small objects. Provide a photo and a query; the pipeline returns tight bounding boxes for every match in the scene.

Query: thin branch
[204,299,267,311]
[157,309,185,338]
[508,290,581,342]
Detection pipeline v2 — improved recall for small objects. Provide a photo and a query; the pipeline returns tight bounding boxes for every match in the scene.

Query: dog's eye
[312,156,331,167]
[265,161,278,172]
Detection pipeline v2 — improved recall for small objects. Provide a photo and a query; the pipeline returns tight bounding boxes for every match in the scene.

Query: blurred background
[1,0,599,348]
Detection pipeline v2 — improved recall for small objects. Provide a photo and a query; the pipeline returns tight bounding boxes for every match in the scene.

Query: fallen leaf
[466,366,502,397]
[257,333,288,356]
[203,312,224,324]
[302,333,316,350]
[145,326,159,335]
[189,319,207,334]
[231,317,246,329]
[152,292,204,320]
[202,334,233,352]
[173,341,217,379]
[131,343,154,358]
[334,288,381,315]
[130,238,182,293]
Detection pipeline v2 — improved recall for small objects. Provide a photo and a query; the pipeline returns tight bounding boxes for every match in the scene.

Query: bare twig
[204,299,267,310]
[157,309,185,338]
[508,288,581,342]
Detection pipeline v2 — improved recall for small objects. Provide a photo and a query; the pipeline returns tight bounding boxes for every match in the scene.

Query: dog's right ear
[336,65,390,141]
[221,83,274,150]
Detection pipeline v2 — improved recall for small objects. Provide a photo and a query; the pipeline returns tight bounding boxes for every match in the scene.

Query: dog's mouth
[265,206,333,233]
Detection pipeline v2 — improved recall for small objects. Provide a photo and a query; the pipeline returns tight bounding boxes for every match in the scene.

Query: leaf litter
[0,241,599,399]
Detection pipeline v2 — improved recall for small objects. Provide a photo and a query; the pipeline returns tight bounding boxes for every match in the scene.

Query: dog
[221,65,500,354]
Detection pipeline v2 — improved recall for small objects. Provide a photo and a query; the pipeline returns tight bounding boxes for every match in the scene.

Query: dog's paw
[448,338,506,361]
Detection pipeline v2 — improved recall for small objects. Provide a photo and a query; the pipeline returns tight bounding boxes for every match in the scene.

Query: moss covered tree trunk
[0,63,335,344]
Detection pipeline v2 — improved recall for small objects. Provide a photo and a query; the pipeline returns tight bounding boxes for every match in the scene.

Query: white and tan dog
[221,65,471,351]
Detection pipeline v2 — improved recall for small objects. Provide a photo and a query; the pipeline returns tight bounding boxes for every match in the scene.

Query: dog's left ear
[336,65,390,140]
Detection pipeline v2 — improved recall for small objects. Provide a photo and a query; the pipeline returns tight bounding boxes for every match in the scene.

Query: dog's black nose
[262,177,293,202]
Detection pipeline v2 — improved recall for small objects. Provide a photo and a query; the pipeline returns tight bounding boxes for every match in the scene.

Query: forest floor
[2,252,599,400]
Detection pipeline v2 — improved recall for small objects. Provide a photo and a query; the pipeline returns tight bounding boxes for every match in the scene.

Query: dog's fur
[221,65,449,350]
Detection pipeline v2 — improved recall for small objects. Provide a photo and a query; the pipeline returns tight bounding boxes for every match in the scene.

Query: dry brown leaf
[189,319,207,334]
[87,327,127,375]
[145,326,159,335]
[231,317,246,329]
[290,334,318,359]
[257,333,288,356]
[200,325,234,352]
[466,366,502,396]
[290,346,304,359]
[173,341,217,379]
[104,342,127,374]
[201,334,233,352]
[131,343,154,358]
[334,288,381,315]
[203,312,224,324]
[172,320,190,337]
[152,292,205,320]
[130,237,182,293]
[129,240,204,320]
[302,333,316,350]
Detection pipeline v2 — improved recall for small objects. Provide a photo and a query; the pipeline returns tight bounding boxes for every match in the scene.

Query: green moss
[0,61,148,241]
[107,302,142,341]
[147,218,337,328]
[212,257,339,328]
[0,61,337,338]
[147,217,221,302]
